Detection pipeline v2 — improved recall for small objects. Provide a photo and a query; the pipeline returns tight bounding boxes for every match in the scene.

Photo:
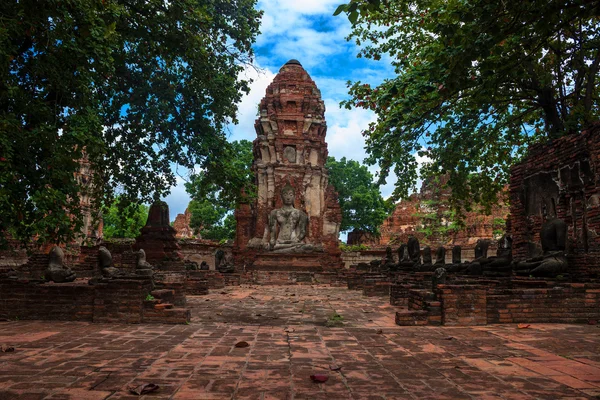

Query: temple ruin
[234,59,342,271]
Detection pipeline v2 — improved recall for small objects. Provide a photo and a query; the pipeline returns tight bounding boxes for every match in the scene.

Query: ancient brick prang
[509,122,600,277]
[74,150,103,244]
[173,208,195,239]
[234,60,342,270]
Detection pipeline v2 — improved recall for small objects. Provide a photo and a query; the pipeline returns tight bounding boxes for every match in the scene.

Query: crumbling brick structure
[509,122,600,277]
[234,60,342,271]
[378,176,509,259]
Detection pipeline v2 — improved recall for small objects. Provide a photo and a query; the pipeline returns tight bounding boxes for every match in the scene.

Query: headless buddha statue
[513,201,568,277]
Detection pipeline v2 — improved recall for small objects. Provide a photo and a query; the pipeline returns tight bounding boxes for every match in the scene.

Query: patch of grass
[326,313,344,327]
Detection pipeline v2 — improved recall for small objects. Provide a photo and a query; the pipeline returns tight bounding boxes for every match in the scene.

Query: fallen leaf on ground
[129,383,159,395]
[329,364,342,371]
[235,341,250,348]
[310,374,328,383]
[517,324,531,329]
[1,345,14,352]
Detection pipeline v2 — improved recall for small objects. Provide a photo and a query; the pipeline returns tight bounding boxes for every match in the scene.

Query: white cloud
[228,65,276,142]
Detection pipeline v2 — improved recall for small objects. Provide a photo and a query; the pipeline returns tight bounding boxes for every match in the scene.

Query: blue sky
[163,0,416,221]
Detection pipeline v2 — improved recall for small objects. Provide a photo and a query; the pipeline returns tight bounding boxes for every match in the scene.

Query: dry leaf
[329,364,342,371]
[235,341,250,348]
[1,345,14,352]
[310,374,328,383]
[129,383,159,395]
[517,324,531,329]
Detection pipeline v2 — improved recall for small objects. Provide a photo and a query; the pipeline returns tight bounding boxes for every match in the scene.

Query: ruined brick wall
[438,285,487,326]
[486,283,600,324]
[178,240,223,269]
[509,123,600,277]
[379,177,509,258]
[173,208,195,239]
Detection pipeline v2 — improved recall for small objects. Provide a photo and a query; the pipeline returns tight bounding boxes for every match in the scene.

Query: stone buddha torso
[268,185,313,253]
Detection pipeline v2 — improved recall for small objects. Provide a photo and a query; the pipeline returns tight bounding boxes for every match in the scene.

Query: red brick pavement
[0,285,599,399]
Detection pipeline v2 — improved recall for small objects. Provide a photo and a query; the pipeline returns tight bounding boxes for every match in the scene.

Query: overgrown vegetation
[326,156,393,235]
[102,198,149,239]
[339,243,370,252]
[334,0,600,217]
[185,140,254,241]
[0,0,262,246]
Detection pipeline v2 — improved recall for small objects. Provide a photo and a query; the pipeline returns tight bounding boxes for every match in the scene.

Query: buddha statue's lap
[513,204,568,277]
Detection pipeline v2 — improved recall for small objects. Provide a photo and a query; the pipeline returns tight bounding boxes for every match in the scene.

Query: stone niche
[509,122,600,278]
[234,60,342,271]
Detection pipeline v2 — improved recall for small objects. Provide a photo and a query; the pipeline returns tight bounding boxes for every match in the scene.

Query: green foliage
[335,0,600,217]
[0,0,262,246]
[103,198,149,239]
[415,206,458,240]
[326,312,345,327]
[188,199,236,241]
[185,140,254,241]
[326,156,393,234]
[339,243,370,252]
[145,294,155,301]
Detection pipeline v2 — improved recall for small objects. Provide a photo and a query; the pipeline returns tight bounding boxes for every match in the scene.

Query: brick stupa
[135,200,180,263]
[234,60,342,271]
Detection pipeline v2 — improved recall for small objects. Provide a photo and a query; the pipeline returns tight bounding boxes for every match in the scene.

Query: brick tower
[234,60,342,271]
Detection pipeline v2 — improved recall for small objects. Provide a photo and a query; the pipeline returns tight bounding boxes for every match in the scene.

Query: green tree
[102,198,149,239]
[326,156,392,234]
[185,139,254,241]
[187,199,236,241]
[335,0,600,215]
[0,0,261,246]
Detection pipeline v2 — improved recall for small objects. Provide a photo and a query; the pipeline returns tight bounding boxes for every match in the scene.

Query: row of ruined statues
[377,215,568,278]
[41,246,155,283]
[377,237,515,277]
[32,245,236,283]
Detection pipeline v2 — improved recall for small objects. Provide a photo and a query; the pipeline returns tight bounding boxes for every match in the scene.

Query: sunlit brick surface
[0,285,599,399]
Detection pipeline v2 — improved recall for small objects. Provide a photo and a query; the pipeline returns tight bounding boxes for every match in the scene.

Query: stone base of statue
[235,245,341,272]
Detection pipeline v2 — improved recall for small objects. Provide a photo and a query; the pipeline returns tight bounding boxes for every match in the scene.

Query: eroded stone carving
[514,203,568,277]
[45,246,76,283]
[99,246,119,278]
[432,267,447,291]
[136,249,153,276]
[215,249,235,273]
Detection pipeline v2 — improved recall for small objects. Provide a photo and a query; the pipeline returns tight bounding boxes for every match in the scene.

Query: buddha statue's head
[281,184,295,206]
